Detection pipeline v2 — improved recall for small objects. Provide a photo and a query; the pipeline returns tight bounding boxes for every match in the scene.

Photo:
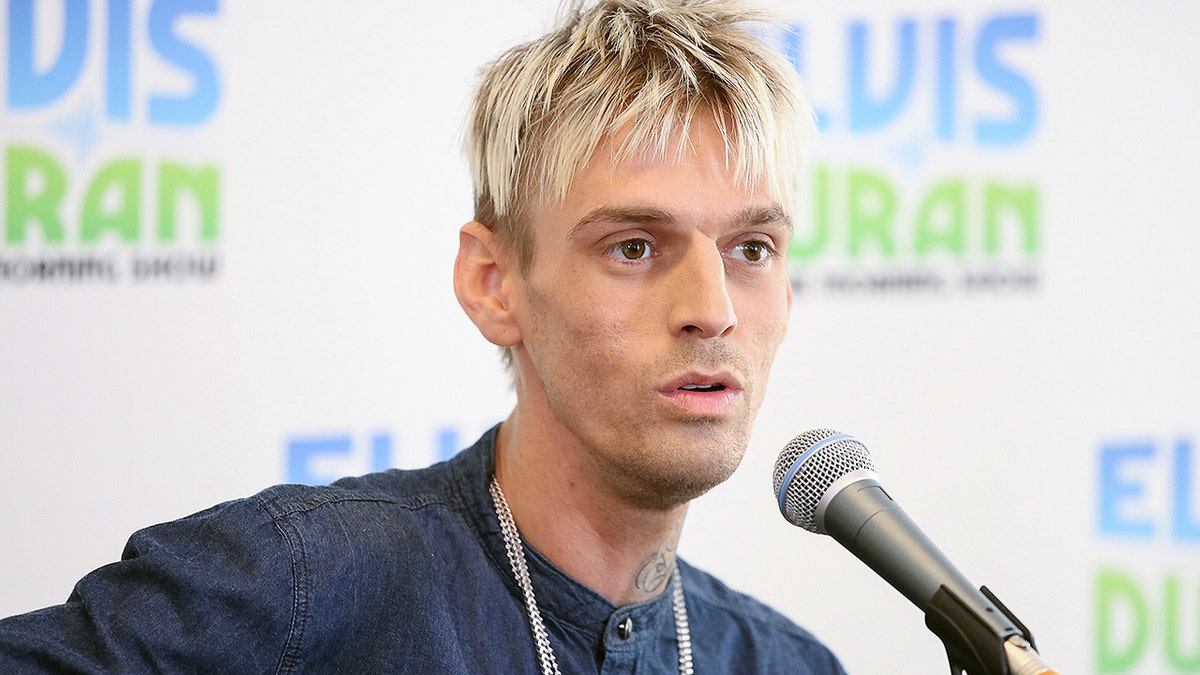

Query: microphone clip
[926,585,1045,675]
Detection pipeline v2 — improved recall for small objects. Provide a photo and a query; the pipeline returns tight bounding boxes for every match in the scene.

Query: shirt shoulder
[250,457,460,519]
[0,433,500,674]
[252,428,496,523]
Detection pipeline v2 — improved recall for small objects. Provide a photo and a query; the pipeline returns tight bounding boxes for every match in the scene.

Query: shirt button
[618,617,634,639]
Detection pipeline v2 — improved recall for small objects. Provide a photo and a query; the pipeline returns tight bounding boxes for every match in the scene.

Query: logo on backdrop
[770,10,1040,297]
[1095,435,1200,673]
[2,0,221,285]
[285,423,496,486]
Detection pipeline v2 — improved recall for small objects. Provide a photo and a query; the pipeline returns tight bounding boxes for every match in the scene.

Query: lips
[659,371,744,417]
[661,370,742,393]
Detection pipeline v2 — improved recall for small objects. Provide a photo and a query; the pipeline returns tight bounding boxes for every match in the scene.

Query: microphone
[772,429,1056,675]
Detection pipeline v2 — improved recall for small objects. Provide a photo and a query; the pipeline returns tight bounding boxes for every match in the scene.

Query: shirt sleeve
[0,497,298,674]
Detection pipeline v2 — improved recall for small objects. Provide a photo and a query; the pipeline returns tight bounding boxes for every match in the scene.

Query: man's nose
[668,240,737,338]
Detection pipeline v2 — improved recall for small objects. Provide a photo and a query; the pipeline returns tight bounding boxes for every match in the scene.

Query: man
[0,0,844,672]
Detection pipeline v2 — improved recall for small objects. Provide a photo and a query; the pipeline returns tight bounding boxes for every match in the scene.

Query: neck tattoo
[489,476,694,675]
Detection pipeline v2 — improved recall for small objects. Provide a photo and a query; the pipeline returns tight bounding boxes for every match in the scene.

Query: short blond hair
[466,0,814,271]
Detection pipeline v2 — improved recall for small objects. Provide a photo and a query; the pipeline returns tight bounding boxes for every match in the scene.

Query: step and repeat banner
[2,1,1198,673]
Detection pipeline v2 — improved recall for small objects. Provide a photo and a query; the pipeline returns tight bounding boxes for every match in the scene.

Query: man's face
[508,116,793,509]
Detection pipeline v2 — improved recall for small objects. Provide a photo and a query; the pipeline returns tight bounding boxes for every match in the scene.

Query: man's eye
[732,240,772,263]
[611,239,652,260]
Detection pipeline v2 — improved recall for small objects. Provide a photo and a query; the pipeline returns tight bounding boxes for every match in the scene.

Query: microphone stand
[925,585,1057,675]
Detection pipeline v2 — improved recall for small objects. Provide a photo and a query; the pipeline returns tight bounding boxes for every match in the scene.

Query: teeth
[680,384,722,392]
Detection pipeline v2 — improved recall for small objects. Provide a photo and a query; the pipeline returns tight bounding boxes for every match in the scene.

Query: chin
[618,436,747,510]
[623,465,737,510]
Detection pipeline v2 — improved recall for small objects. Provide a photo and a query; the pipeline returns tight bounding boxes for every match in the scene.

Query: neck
[493,414,688,606]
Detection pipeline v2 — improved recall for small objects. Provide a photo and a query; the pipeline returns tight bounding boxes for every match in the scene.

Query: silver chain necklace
[489,476,694,675]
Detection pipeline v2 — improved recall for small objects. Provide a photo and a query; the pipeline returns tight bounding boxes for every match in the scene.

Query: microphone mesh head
[772,428,874,532]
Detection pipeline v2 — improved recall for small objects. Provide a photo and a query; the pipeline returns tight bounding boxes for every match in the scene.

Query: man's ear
[454,221,522,348]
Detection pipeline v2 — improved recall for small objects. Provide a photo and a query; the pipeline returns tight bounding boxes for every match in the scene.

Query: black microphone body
[773,429,1054,675]
[820,474,1001,623]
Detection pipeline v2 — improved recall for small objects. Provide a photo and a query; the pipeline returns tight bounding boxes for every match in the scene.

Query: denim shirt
[0,427,846,674]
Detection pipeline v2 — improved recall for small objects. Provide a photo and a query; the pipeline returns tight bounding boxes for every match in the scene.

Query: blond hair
[466,0,814,271]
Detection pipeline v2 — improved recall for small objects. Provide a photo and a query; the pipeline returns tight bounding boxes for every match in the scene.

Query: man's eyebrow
[568,205,791,238]
[568,207,678,238]
[741,206,793,234]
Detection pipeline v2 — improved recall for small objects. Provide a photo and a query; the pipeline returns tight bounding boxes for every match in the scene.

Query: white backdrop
[3,1,1199,673]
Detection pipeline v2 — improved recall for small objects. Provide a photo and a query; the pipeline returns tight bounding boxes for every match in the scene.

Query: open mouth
[662,375,740,415]
[678,384,726,393]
